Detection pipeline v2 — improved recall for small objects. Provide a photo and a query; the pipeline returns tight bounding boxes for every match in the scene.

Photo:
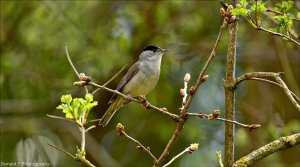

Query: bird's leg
[124,95,133,101]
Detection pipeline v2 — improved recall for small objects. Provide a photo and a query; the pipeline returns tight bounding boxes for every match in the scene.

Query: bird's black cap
[143,45,159,52]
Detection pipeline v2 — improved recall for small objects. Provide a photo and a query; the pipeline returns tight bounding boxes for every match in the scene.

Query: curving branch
[234,72,300,112]
[233,133,300,167]
[65,44,89,94]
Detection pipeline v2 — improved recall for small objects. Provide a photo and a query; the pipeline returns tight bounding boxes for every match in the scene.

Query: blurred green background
[1,1,300,167]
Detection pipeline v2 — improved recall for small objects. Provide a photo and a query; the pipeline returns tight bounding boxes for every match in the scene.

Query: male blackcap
[99,45,169,127]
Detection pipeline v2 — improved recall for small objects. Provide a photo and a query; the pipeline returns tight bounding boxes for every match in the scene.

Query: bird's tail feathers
[99,96,126,127]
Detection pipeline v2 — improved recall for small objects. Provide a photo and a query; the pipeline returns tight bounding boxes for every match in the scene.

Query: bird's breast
[122,61,160,97]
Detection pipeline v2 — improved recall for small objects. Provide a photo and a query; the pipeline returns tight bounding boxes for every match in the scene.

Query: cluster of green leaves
[231,0,266,17]
[272,1,295,34]
[56,94,98,125]
[231,0,296,35]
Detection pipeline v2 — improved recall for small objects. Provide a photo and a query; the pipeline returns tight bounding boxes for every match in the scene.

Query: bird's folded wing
[108,62,140,104]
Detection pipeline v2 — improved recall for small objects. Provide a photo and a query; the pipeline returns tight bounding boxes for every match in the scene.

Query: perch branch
[233,133,300,167]
[89,81,179,120]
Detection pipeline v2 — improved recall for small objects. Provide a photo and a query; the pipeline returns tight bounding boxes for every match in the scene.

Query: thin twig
[256,27,300,46]
[242,14,300,46]
[162,143,198,167]
[187,112,261,130]
[92,64,127,95]
[65,45,79,77]
[48,143,75,159]
[266,9,300,22]
[162,148,189,167]
[154,20,227,167]
[47,114,76,124]
[85,119,101,125]
[85,125,96,132]
[65,44,89,94]
[233,133,300,167]
[122,131,157,162]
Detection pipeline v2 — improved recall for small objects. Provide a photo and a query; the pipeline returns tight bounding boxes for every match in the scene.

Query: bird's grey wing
[108,62,140,104]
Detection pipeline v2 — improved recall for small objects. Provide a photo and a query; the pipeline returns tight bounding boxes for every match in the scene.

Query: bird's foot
[125,95,133,101]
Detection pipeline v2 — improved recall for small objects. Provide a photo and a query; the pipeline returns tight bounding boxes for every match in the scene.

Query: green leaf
[60,94,72,104]
[85,93,93,103]
[250,2,266,13]
[57,103,74,119]
[231,8,248,16]
[72,98,85,119]
[86,101,98,111]
[56,94,98,122]
[275,0,294,13]
[240,0,248,8]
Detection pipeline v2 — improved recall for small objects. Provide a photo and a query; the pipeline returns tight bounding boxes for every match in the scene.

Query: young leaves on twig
[56,94,98,125]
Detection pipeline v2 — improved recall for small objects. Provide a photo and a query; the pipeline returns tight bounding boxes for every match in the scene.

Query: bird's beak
[161,48,170,53]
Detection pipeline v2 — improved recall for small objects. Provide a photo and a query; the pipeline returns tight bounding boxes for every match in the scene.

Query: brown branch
[233,133,300,167]
[256,27,300,46]
[242,14,300,46]
[154,19,228,166]
[91,64,127,95]
[274,76,300,112]
[223,15,238,166]
[187,112,261,131]
[234,72,300,112]
[116,123,157,162]
[234,72,281,87]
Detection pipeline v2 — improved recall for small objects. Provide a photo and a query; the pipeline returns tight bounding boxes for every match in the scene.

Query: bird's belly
[122,71,159,97]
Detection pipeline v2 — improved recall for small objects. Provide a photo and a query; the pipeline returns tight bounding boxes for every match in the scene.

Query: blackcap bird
[99,45,169,127]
